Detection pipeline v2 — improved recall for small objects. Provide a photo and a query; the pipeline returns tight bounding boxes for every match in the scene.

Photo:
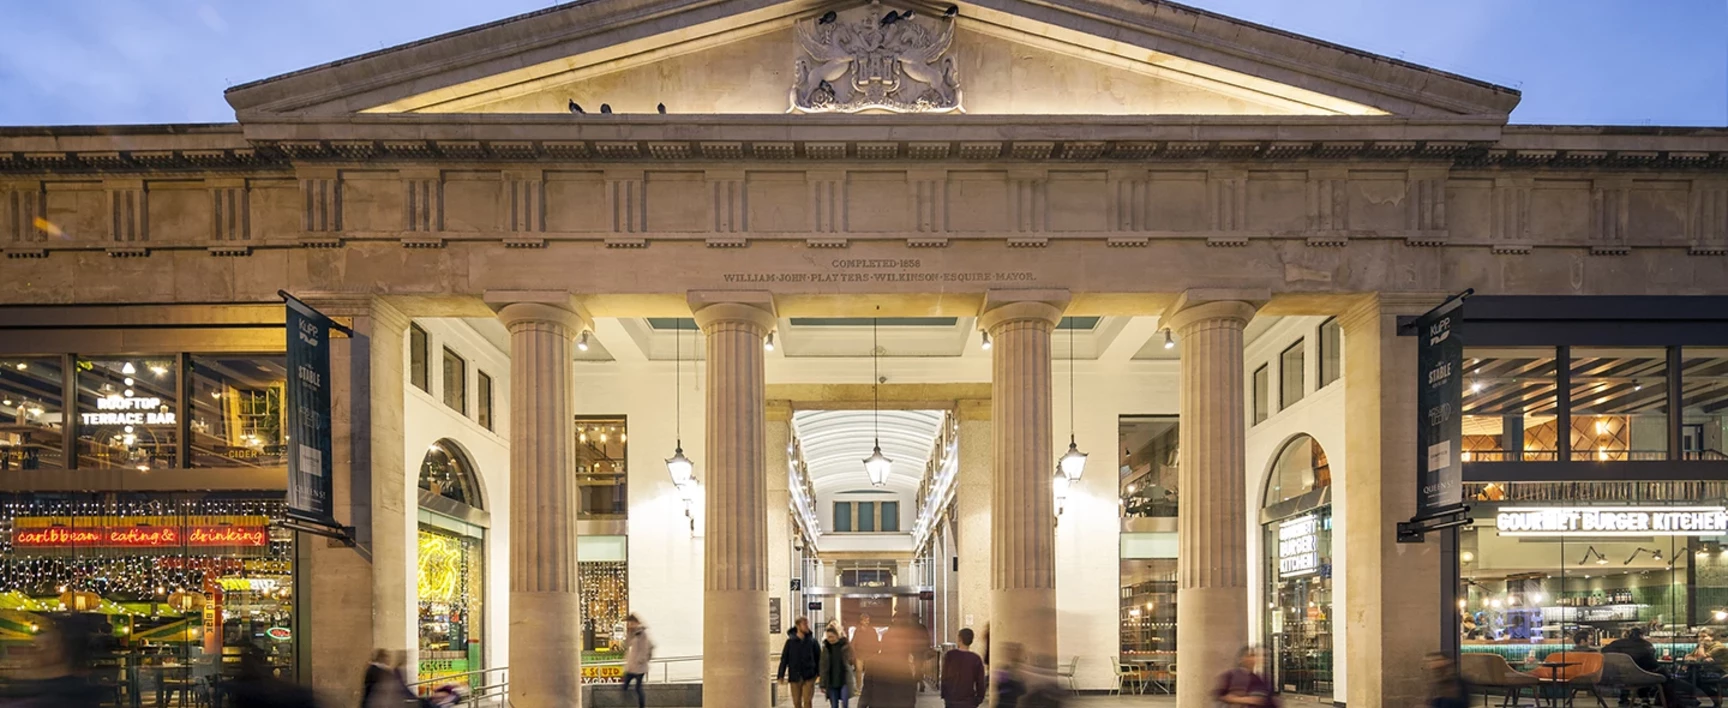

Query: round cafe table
[1538,661,1580,708]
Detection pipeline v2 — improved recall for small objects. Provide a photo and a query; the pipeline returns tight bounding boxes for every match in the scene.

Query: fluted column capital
[978,289,1069,333]
[690,291,777,335]
[485,290,591,335]
[1160,289,1265,336]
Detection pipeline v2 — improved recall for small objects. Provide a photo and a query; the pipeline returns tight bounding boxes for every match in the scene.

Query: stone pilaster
[978,291,1067,665]
[1340,294,1445,708]
[495,296,589,708]
[955,399,992,637]
[766,400,794,649]
[301,294,409,704]
[1163,293,1257,708]
[692,293,777,708]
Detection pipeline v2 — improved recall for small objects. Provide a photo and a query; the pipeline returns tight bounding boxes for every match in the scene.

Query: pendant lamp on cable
[665,322,694,487]
[863,309,893,487]
[1057,318,1088,482]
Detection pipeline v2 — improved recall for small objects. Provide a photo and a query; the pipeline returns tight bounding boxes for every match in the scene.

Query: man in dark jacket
[940,628,987,708]
[1604,628,1661,672]
[778,617,823,708]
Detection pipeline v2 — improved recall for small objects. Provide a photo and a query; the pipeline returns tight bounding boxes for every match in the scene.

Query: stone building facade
[1,1,1725,707]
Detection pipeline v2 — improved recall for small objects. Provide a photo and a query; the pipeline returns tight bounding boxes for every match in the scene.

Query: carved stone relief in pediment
[790,2,963,114]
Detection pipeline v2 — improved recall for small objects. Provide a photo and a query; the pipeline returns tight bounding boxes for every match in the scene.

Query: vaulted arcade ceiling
[223,0,1520,119]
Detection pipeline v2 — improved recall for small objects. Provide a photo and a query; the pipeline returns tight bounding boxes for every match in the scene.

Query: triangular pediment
[224,0,1519,118]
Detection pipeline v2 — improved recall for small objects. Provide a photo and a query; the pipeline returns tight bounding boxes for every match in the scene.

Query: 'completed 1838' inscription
[723,259,1035,284]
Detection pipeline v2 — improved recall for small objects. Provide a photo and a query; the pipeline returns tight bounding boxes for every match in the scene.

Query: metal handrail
[584,654,706,684]
[406,666,508,689]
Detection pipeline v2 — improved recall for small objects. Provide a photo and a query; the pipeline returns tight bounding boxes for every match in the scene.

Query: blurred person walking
[622,614,654,708]
[991,642,1027,708]
[1425,652,1468,708]
[224,644,321,708]
[0,614,104,708]
[1214,646,1278,708]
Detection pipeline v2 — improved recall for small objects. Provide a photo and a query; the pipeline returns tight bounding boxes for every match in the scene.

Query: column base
[511,590,585,708]
[704,588,769,707]
[1175,585,1248,708]
[989,587,1056,668]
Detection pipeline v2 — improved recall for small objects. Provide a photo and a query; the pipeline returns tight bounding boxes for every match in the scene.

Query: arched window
[419,439,483,510]
[1262,434,1331,508]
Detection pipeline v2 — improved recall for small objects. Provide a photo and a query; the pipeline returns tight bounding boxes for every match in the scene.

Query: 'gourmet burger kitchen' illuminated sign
[1495,506,1728,537]
[1277,514,1321,578]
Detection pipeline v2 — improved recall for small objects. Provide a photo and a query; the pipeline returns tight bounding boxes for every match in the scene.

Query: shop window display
[0,357,66,470]
[579,559,629,676]
[75,358,180,471]
[576,418,627,519]
[418,527,483,687]
[189,356,287,468]
[0,492,297,698]
[1459,482,1728,672]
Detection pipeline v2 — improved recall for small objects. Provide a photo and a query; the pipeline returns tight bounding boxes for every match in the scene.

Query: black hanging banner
[281,292,350,529]
[1415,295,1466,519]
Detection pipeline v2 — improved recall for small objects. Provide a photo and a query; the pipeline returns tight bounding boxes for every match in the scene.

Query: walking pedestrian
[1214,646,1278,708]
[819,624,857,708]
[939,628,986,708]
[778,617,823,708]
[992,642,1027,708]
[622,614,654,708]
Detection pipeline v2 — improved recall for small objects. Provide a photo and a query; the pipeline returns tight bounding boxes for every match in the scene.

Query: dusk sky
[0,0,1723,126]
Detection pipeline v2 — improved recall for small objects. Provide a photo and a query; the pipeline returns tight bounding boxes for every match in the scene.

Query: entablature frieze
[3,158,1728,258]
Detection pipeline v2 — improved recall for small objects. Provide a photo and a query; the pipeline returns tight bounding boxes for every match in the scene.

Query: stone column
[978,291,1067,664]
[1163,293,1258,708]
[692,293,777,708]
[302,295,408,704]
[495,296,588,708]
[1341,294,1443,708]
[954,399,992,634]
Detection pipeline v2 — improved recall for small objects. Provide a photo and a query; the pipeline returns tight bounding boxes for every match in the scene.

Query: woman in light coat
[622,614,655,708]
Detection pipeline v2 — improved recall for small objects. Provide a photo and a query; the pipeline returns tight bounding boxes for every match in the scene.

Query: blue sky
[0,0,1723,126]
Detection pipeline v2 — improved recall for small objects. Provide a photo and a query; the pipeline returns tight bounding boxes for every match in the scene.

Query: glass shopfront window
[1569,348,1668,462]
[416,440,487,687]
[0,357,66,470]
[1681,348,1728,461]
[1120,416,1180,691]
[1463,348,1560,463]
[576,418,627,519]
[579,536,628,677]
[1459,482,1728,670]
[189,356,287,468]
[1261,435,1334,701]
[0,492,298,693]
[417,527,484,686]
[76,358,180,471]
[1120,417,1178,519]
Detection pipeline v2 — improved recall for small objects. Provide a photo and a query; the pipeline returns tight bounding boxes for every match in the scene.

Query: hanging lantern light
[58,589,103,612]
[1057,317,1088,481]
[1059,436,1089,482]
[666,321,697,491]
[863,308,893,487]
[863,445,893,488]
